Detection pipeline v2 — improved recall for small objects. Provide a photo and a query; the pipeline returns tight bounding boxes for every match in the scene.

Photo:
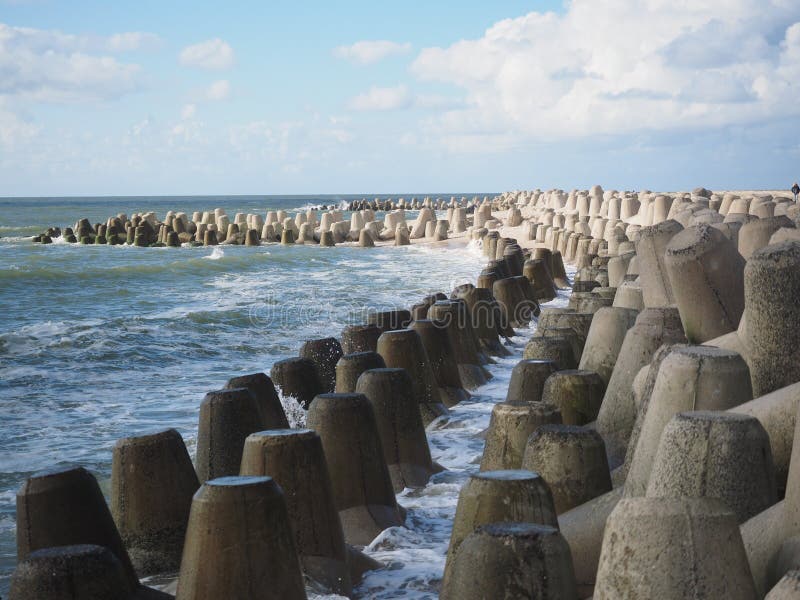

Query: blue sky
[2,0,800,196]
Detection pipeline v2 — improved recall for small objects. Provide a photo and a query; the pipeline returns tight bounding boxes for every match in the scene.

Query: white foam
[204,247,225,260]
[353,277,573,598]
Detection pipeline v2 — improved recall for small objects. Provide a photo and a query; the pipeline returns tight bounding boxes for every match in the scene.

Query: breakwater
[4,186,800,599]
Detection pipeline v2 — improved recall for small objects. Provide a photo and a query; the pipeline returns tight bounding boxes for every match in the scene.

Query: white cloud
[346,86,461,112]
[349,85,411,111]
[0,23,145,103]
[333,40,411,65]
[181,103,196,119]
[414,93,462,110]
[0,99,40,149]
[410,1,800,148]
[205,79,231,101]
[106,32,160,52]
[179,38,235,70]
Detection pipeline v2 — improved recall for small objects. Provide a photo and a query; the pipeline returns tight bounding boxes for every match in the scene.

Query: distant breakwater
[28,196,485,248]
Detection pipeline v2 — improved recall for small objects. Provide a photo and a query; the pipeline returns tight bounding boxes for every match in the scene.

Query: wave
[287,199,350,212]
[203,247,225,260]
[0,225,42,233]
[0,247,286,283]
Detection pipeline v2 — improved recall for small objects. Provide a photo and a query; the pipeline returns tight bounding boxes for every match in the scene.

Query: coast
[6,186,800,599]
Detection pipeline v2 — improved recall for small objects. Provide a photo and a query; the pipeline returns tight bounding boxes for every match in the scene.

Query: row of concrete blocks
[8,253,537,598]
[496,186,797,228]
[344,195,487,212]
[32,203,474,247]
[288,198,794,597]
[460,200,800,598]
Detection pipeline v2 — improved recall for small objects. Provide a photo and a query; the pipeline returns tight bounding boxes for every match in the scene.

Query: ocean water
[0,194,567,598]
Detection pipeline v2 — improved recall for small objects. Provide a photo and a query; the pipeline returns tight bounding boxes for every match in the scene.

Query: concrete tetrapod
[451,285,511,356]
[624,345,753,497]
[299,337,344,393]
[523,258,557,302]
[613,279,645,311]
[557,487,625,598]
[376,329,449,424]
[195,388,265,482]
[340,324,382,354]
[9,545,135,600]
[573,280,600,293]
[745,241,800,397]
[506,359,558,403]
[728,381,800,496]
[567,292,613,314]
[493,276,540,328]
[635,219,683,307]
[541,370,605,425]
[503,243,525,276]
[534,326,583,366]
[533,247,555,278]
[224,372,290,429]
[766,571,800,599]
[175,476,306,600]
[594,497,757,599]
[440,523,578,600]
[334,351,386,393]
[739,216,795,260]
[16,467,171,599]
[539,309,594,354]
[523,425,612,514]
[616,342,688,477]
[523,336,576,369]
[111,429,200,576]
[320,230,335,246]
[409,319,469,407]
[552,251,571,288]
[270,357,325,409]
[367,309,412,334]
[607,252,635,288]
[664,224,745,343]
[429,299,493,365]
[240,430,352,596]
[741,395,800,596]
[480,401,562,471]
[595,307,687,468]
[444,470,558,582]
[646,411,776,523]
[578,306,639,388]
[356,368,443,490]
[306,393,405,546]
[358,228,375,247]
[410,293,443,320]
[427,301,489,390]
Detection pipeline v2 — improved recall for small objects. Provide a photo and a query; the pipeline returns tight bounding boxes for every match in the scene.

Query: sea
[0,194,569,598]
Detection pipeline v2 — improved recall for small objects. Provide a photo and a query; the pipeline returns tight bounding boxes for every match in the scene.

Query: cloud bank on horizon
[0,0,799,195]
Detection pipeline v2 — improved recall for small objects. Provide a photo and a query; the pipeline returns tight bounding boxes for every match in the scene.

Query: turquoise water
[0,195,489,594]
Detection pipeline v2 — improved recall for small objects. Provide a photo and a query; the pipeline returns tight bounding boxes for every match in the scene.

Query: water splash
[204,247,225,260]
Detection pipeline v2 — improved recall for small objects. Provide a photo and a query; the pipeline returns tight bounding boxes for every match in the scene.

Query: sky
[1,0,800,196]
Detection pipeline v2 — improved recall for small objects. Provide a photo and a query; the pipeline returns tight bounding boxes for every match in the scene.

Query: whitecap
[203,247,225,260]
